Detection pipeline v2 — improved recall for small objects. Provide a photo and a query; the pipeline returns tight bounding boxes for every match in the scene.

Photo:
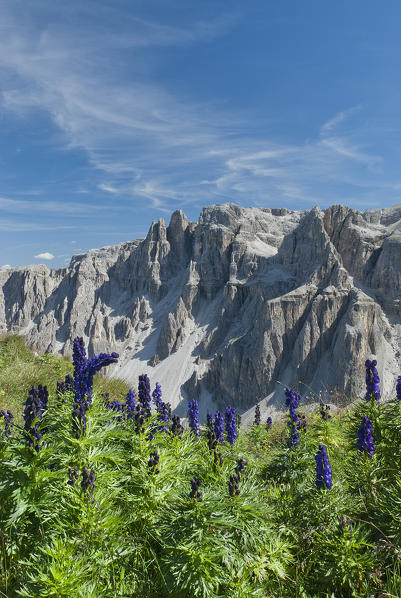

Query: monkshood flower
[71,337,119,438]
[138,374,152,418]
[81,467,96,497]
[254,404,261,426]
[225,406,237,445]
[152,382,162,410]
[235,457,248,480]
[214,411,225,443]
[365,359,381,401]
[397,375,401,400]
[206,412,213,431]
[0,410,13,439]
[125,389,137,421]
[67,466,79,486]
[285,387,301,422]
[207,429,217,451]
[315,444,333,490]
[188,399,200,437]
[229,474,240,497]
[171,415,184,437]
[157,401,170,432]
[265,416,272,431]
[24,385,49,451]
[134,404,145,435]
[72,337,119,406]
[357,416,375,457]
[148,450,160,475]
[189,476,202,502]
[320,402,331,421]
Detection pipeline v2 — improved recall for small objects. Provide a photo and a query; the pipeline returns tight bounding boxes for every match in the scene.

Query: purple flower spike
[138,374,151,418]
[315,444,332,489]
[224,406,237,445]
[365,359,381,401]
[254,404,261,426]
[0,410,13,439]
[214,411,225,443]
[152,382,162,410]
[125,389,137,420]
[188,399,200,437]
[357,416,375,457]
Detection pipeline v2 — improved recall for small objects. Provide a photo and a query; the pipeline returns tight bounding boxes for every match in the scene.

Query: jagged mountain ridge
[1,202,401,421]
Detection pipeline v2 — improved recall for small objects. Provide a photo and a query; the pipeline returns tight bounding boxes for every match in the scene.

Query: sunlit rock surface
[1,202,401,421]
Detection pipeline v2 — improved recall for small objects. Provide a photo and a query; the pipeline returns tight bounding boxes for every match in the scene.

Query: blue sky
[1,0,401,268]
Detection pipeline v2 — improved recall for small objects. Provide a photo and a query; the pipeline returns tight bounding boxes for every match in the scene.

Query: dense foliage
[1,337,401,596]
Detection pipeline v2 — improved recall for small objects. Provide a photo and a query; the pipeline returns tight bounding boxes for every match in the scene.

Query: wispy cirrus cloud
[0,0,399,221]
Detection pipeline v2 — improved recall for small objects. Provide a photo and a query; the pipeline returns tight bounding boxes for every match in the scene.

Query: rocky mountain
[1,202,401,422]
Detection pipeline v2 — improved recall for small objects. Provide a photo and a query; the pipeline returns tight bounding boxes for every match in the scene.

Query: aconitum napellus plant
[315,444,332,490]
[72,337,119,438]
[224,406,237,445]
[357,416,375,457]
[365,359,381,401]
[214,411,225,443]
[254,404,261,426]
[188,399,200,437]
[125,389,137,420]
[138,374,152,418]
[24,385,48,451]
[152,382,162,410]
[0,409,13,439]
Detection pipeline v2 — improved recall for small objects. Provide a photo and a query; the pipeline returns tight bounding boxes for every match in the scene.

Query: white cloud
[0,3,398,213]
[34,252,55,260]
[98,183,118,193]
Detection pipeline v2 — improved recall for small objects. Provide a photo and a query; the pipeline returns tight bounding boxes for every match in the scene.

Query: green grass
[1,334,401,597]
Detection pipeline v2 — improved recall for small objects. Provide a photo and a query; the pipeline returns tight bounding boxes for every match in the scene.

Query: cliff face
[1,202,401,421]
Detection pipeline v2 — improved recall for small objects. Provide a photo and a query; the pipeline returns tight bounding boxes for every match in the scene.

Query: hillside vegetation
[1,335,401,597]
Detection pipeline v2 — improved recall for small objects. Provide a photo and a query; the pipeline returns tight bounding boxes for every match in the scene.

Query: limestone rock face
[1,203,401,420]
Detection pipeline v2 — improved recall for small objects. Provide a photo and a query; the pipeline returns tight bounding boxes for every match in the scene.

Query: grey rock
[1,202,401,420]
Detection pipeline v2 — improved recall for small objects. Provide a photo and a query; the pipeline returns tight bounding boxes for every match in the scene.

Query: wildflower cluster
[0,409,13,439]
[214,411,225,442]
[72,337,119,438]
[125,389,137,420]
[171,414,183,437]
[138,374,152,418]
[24,384,48,451]
[152,382,162,409]
[315,444,332,490]
[228,474,239,497]
[81,467,96,498]
[265,416,272,431]
[254,404,261,425]
[285,387,302,447]
[365,359,381,401]
[148,450,160,475]
[319,402,331,421]
[224,405,237,445]
[235,457,248,480]
[357,416,375,457]
[188,399,200,437]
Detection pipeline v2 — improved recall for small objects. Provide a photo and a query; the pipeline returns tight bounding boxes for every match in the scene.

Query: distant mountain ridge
[1,202,401,422]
